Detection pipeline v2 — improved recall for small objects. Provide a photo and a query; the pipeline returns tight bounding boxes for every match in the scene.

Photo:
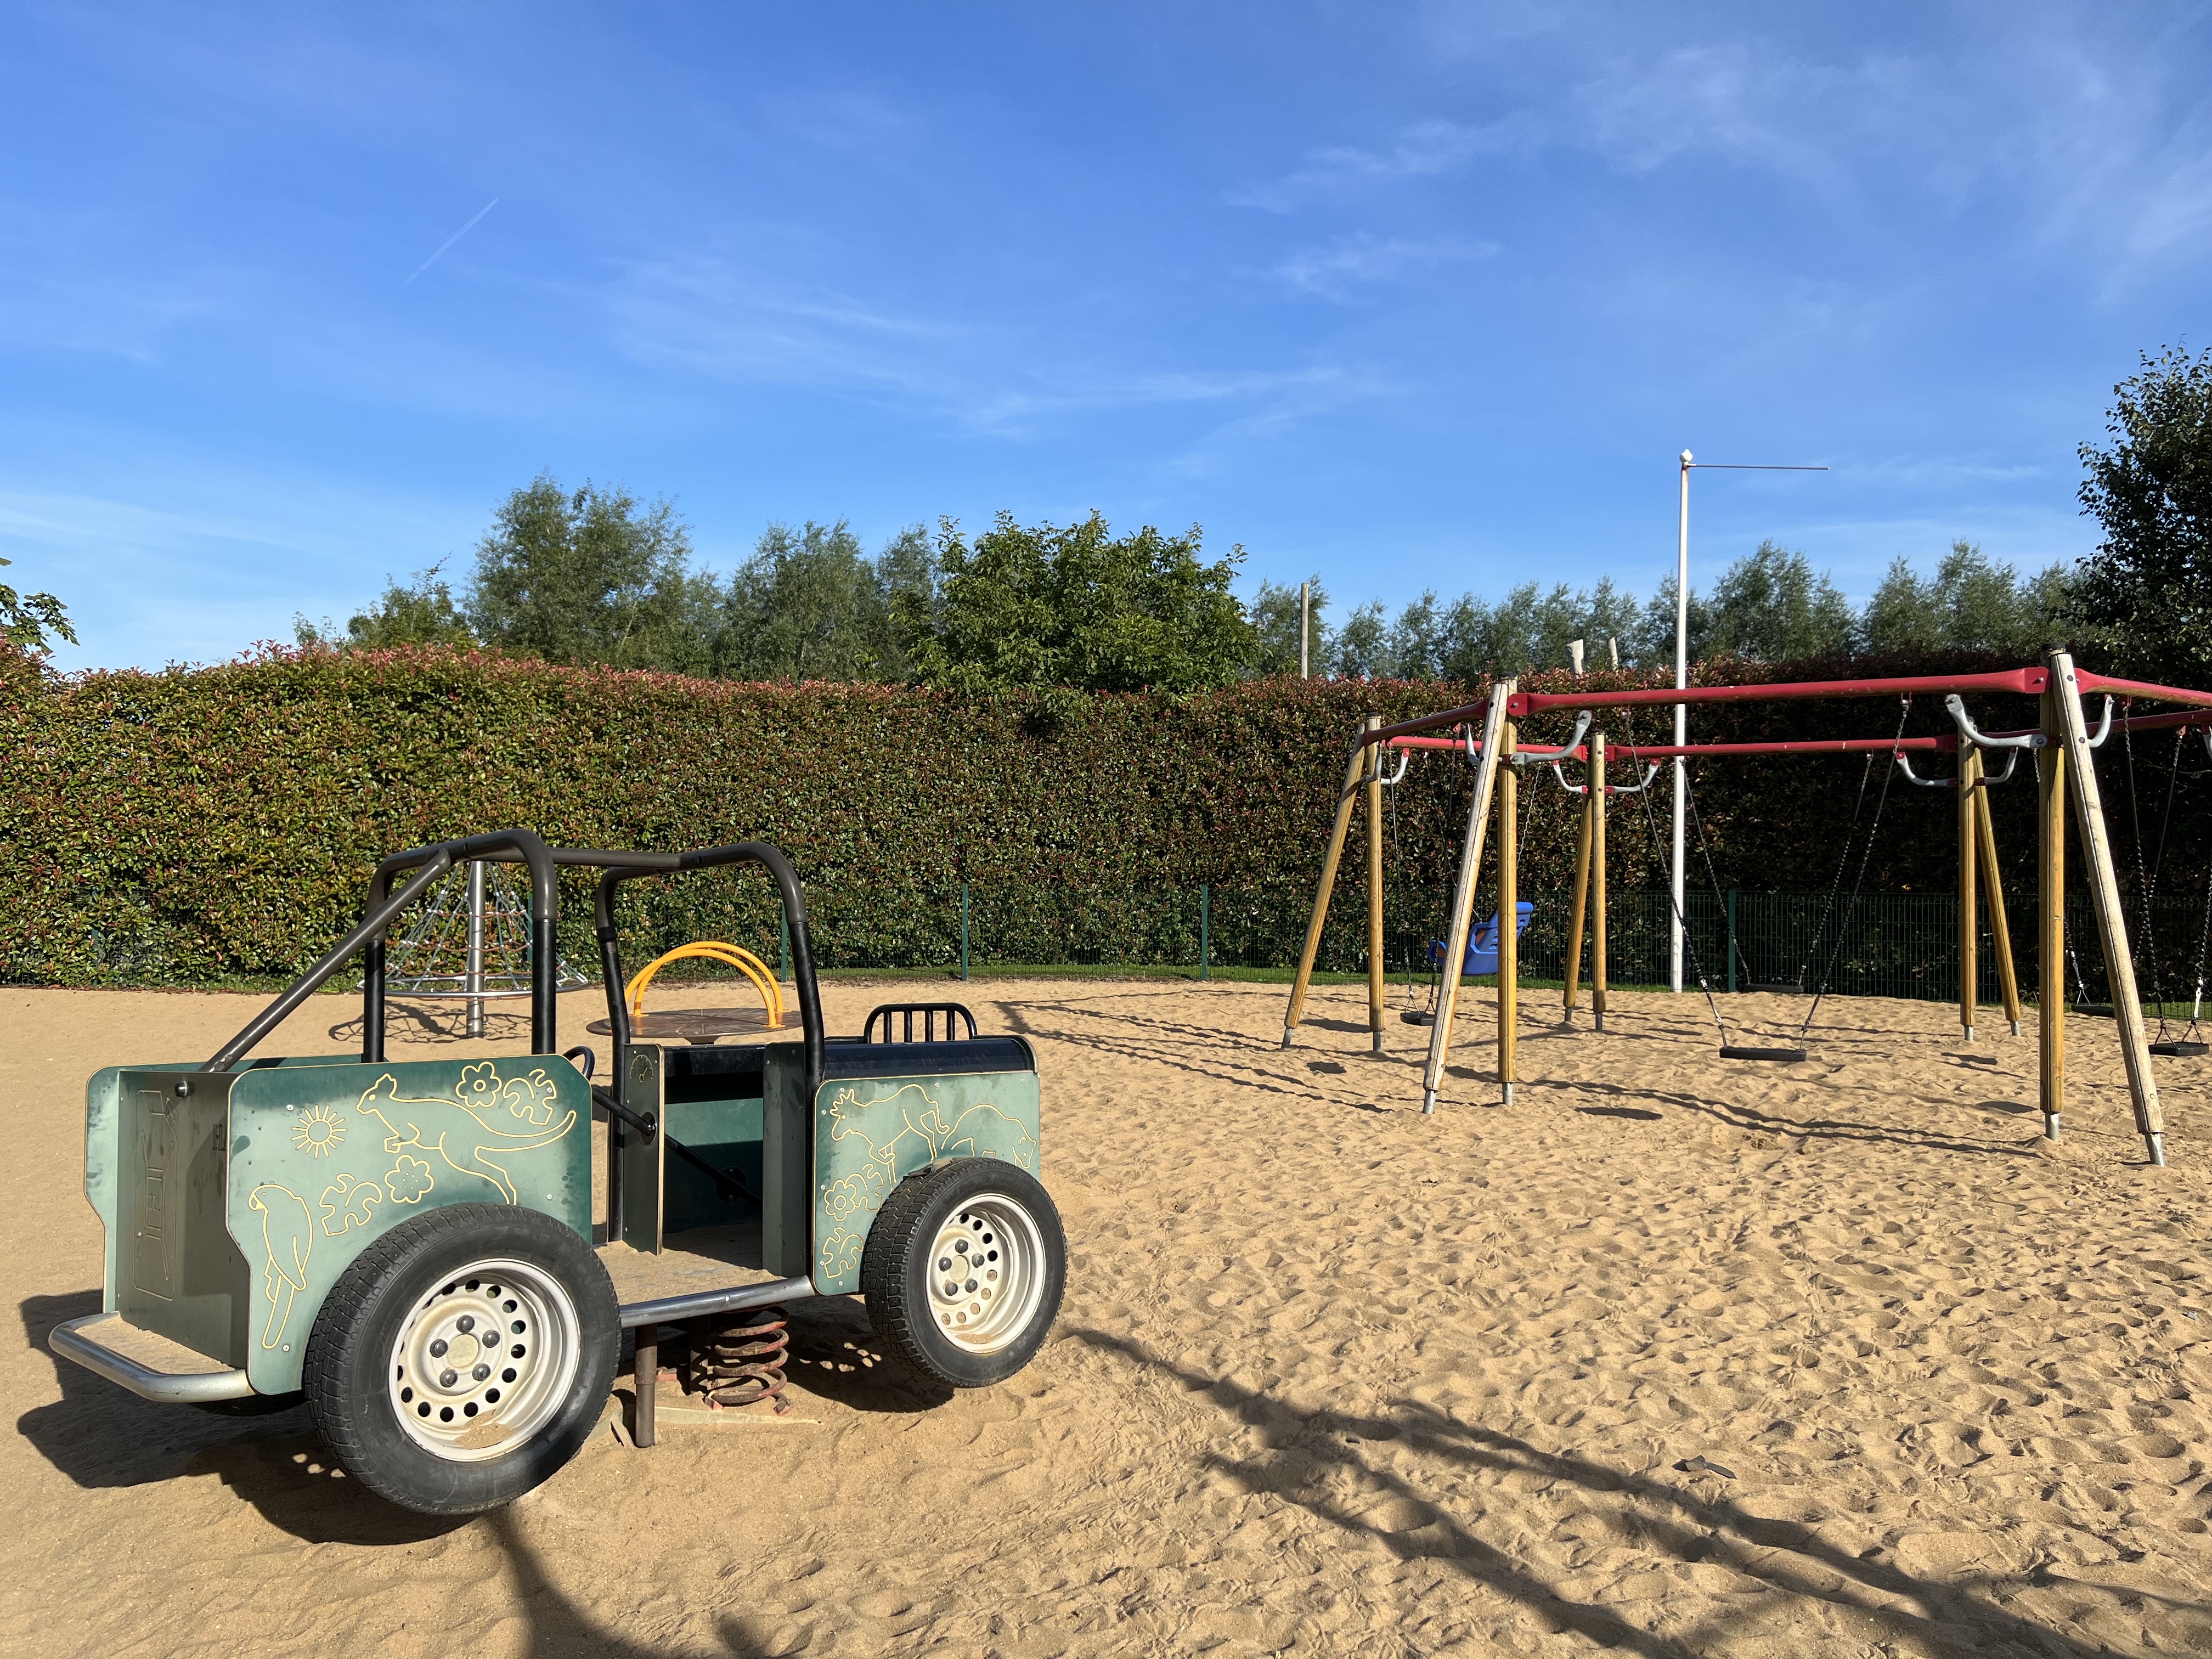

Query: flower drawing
[384,1155,436,1205]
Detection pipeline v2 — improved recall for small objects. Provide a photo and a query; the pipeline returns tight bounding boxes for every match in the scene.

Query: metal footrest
[50,1311,255,1404]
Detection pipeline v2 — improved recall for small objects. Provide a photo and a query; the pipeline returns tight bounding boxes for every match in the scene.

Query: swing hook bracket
[1943,693,2045,751]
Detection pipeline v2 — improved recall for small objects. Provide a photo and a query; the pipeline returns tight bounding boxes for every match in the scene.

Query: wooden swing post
[1959,744,1981,1041]
[1364,714,1386,1054]
[1592,731,1609,1032]
[1562,753,1593,1022]
[2038,690,2066,1139]
[1422,685,1511,1114]
[2050,649,2166,1166]
[1283,733,1370,1047]
[1499,719,1518,1104]
[1975,774,2023,1036]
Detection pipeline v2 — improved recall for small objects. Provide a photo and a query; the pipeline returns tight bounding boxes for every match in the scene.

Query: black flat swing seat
[2151,1040,2208,1058]
[1720,1045,1809,1063]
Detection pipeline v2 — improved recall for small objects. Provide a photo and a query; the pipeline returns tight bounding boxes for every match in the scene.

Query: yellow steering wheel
[623,941,786,1029]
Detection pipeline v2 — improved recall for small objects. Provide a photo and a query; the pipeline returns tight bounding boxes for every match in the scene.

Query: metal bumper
[50,1311,256,1404]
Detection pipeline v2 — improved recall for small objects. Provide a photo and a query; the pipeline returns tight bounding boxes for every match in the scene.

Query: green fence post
[961,882,970,983]
[1726,889,1737,994]
[780,907,791,983]
[1200,885,1210,981]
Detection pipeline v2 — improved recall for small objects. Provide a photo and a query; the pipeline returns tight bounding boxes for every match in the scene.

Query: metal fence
[624,882,2209,1012]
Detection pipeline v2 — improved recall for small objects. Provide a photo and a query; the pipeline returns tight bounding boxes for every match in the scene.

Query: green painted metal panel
[810,1069,1040,1295]
[664,1096,764,1234]
[86,1069,123,1313]
[618,1045,665,1252]
[115,1071,250,1365]
[761,1048,810,1278]
[224,1056,592,1395]
[86,1055,363,1317]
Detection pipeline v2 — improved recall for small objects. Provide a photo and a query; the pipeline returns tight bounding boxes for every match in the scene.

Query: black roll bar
[362,830,563,1061]
[592,842,826,1101]
[200,850,457,1073]
[201,831,828,1095]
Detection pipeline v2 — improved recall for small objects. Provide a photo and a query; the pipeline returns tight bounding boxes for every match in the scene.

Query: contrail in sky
[405,198,499,283]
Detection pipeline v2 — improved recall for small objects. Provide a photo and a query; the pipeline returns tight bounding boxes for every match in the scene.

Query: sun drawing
[291,1103,347,1158]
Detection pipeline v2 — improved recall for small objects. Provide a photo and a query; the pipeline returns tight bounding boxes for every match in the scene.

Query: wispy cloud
[1229,116,1539,212]
[1272,233,1499,300]
[405,198,498,284]
[607,252,1381,436]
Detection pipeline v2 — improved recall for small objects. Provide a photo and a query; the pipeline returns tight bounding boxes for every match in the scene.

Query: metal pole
[1592,731,1609,1032]
[1363,715,1386,1052]
[1300,582,1310,680]
[1200,885,1210,981]
[465,859,486,1038]
[961,882,970,982]
[1726,888,1737,995]
[1497,719,1517,1105]
[1959,745,1980,1042]
[1672,450,1691,994]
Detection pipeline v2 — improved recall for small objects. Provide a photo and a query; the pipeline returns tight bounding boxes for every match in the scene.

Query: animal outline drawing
[817,1082,1036,1278]
[247,1183,313,1348]
[354,1070,577,1205]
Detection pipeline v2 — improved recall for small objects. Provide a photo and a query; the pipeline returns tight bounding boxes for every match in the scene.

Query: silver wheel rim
[927,1192,1047,1355]
[388,1257,580,1462]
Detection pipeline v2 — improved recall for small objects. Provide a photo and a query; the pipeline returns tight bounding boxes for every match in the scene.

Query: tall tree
[467,475,714,672]
[296,563,477,651]
[1247,575,1329,677]
[1859,541,2070,658]
[0,556,76,653]
[1330,600,1390,678]
[716,520,906,682]
[2072,345,2212,679]
[1705,541,1854,661]
[906,512,1255,693]
[1625,573,1716,670]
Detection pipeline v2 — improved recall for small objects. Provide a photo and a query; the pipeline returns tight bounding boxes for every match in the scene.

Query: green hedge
[2,643,2202,988]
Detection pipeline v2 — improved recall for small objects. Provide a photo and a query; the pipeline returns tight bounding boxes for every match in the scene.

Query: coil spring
[680,1307,789,1411]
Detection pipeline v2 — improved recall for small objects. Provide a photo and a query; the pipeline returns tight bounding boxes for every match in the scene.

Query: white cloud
[1272,233,1499,300]
[606,251,1383,436]
[1229,116,1542,212]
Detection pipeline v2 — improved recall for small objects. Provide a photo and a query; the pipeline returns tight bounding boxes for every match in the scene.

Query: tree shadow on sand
[1066,1324,2142,1658]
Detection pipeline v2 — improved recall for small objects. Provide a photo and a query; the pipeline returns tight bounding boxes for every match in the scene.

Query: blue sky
[5,2,2210,671]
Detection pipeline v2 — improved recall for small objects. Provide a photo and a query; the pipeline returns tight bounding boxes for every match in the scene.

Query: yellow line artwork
[247,1183,313,1349]
[353,1065,577,1205]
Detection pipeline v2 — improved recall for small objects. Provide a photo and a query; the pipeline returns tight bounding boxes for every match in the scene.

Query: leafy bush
[3,644,2198,989]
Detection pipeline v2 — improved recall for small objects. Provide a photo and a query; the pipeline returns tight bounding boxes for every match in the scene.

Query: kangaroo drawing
[355,1073,577,1204]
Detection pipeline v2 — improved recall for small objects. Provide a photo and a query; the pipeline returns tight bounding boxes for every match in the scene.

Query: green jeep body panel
[87,1054,590,1394]
[225,1056,592,1393]
[810,1068,1041,1294]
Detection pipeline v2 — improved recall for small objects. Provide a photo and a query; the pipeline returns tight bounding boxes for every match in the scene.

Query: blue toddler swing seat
[1427,901,1535,977]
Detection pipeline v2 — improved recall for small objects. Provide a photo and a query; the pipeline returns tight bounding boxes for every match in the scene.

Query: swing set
[1283,650,2212,1167]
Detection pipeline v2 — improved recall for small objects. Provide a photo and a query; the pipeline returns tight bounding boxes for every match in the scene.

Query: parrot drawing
[248,1184,314,1349]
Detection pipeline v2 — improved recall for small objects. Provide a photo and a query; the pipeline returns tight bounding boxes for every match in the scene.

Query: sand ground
[4,975,2211,1658]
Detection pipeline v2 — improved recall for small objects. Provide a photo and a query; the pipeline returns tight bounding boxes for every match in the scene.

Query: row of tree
[302,498,2087,692]
[274,344,2212,693]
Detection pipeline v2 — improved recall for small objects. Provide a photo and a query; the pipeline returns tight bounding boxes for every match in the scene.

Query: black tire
[193,1391,304,1417]
[861,1160,1065,1389]
[303,1204,617,1516]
